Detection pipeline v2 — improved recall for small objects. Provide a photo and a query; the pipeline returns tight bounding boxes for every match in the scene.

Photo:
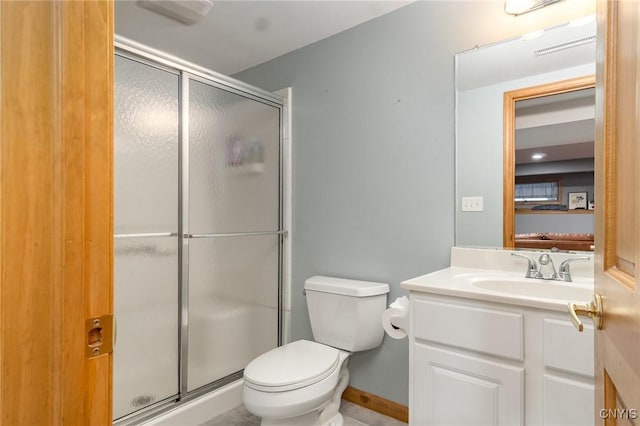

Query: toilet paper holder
[382,296,409,340]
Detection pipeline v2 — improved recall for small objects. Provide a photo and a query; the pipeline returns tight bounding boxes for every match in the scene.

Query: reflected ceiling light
[521,30,545,41]
[569,15,596,27]
[531,153,546,160]
[505,0,562,16]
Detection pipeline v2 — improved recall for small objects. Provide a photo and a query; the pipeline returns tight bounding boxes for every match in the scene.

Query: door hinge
[86,314,114,358]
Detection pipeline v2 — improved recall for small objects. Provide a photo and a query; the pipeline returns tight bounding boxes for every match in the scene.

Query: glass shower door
[114,55,180,419]
[113,46,284,418]
[186,78,281,391]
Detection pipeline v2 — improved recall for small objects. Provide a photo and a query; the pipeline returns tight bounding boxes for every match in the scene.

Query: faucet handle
[558,256,591,282]
[538,253,552,265]
[510,252,538,278]
[536,253,558,280]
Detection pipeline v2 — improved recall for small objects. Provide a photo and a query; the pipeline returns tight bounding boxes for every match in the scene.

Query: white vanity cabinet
[408,293,594,426]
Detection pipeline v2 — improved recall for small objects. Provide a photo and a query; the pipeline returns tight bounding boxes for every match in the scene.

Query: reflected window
[515,176,561,203]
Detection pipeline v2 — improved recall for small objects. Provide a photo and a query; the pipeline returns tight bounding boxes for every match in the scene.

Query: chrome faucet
[510,253,538,278]
[558,256,591,282]
[512,252,592,282]
[536,253,558,280]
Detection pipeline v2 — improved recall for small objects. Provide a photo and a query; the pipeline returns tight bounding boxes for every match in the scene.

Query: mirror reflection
[455,17,596,250]
[510,83,595,251]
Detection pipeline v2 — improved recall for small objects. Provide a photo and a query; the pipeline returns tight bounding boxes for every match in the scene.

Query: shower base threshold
[141,380,243,426]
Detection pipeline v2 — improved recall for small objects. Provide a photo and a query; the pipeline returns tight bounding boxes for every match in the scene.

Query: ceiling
[515,87,594,164]
[115,0,414,75]
[117,1,595,166]
[456,17,596,91]
[455,16,597,167]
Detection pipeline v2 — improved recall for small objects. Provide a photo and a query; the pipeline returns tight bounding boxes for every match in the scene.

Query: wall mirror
[455,17,596,250]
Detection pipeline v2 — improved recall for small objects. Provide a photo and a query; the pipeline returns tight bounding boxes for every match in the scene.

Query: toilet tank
[304,276,389,352]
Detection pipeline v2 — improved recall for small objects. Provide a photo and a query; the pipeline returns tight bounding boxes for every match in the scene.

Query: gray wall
[516,213,594,234]
[235,1,595,405]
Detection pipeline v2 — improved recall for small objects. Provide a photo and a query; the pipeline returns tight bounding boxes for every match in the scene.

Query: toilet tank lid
[304,276,390,297]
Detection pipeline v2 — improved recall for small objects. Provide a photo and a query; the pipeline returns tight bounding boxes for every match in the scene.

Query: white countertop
[401,266,594,312]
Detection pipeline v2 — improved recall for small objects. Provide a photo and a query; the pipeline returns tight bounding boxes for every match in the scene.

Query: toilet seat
[244,340,340,392]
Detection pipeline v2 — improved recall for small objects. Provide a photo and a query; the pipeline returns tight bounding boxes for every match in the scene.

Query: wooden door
[594,0,640,423]
[0,1,114,424]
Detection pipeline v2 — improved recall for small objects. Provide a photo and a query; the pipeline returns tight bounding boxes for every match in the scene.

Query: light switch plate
[461,196,484,212]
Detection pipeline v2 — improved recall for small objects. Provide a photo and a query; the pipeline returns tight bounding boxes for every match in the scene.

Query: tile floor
[200,400,407,426]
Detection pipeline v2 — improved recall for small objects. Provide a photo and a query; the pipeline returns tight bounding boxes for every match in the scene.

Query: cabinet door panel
[543,318,594,377]
[543,375,594,426]
[412,344,523,426]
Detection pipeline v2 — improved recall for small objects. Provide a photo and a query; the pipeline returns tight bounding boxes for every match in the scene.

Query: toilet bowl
[243,340,350,426]
[242,276,389,426]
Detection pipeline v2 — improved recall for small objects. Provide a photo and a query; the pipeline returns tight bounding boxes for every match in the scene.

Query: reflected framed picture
[569,192,588,210]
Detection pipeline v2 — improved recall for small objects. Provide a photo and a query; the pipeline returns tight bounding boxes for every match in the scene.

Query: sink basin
[471,277,592,301]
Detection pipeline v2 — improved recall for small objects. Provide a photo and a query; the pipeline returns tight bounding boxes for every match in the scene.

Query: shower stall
[113,38,285,423]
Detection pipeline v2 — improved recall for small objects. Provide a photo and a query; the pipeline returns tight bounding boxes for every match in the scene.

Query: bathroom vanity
[401,247,595,426]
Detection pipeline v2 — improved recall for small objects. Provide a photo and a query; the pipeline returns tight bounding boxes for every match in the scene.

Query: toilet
[242,276,390,426]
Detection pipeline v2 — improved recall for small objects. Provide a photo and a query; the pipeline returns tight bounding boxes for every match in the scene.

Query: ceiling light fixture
[531,153,546,160]
[505,0,562,16]
[505,0,535,15]
[535,35,597,56]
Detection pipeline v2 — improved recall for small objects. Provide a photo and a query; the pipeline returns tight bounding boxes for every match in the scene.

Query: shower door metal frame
[114,35,286,425]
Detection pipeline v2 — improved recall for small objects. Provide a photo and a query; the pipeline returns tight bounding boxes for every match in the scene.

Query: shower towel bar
[114,244,177,257]
[114,232,177,239]
[186,230,287,239]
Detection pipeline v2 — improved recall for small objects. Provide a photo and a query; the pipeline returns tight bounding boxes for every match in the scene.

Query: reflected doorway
[503,75,596,251]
